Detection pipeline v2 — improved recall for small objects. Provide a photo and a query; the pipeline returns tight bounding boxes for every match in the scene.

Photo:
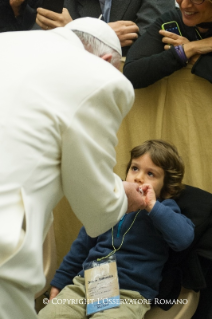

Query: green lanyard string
[97,210,141,262]
[195,28,202,40]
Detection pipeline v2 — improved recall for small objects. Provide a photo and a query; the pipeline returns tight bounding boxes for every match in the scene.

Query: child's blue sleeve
[50,226,97,290]
[149,199,195,251]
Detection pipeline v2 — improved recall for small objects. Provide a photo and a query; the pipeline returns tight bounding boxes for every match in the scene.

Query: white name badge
[84,256,120,315]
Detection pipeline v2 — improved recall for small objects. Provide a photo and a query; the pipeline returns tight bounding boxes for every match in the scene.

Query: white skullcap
[65,17,122,56]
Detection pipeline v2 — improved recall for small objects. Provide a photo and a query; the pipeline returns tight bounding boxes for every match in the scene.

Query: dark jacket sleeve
[50,227,97,290]
[0,0,41,32]
[124,9,186,88]
[124,8,212,88]
[192,53,212,84]
[0,0,18,32]
[155,186,212,312]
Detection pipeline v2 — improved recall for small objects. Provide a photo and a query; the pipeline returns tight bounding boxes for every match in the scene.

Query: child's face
[126,152,165,198]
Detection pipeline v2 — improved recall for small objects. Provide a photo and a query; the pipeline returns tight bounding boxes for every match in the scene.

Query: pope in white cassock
[0,17,143,319]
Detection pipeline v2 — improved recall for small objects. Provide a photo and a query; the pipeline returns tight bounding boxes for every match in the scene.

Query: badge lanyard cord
[97,210,141,262]
[195,28,202,40]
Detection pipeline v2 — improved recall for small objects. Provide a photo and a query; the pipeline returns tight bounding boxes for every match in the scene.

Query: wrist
[183,42,197,59]
[146,200,156,213]
[174,44,188,66]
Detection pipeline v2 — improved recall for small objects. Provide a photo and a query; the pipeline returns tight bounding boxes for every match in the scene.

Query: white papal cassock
[0,26,134,319]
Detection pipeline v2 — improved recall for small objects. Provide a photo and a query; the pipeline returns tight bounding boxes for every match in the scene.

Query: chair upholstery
[145,287,199,319]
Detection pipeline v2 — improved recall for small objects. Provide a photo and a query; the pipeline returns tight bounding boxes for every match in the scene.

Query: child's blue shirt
[51,199,194,299]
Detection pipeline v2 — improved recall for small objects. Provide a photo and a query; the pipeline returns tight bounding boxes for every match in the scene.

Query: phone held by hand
[42,0,65,13]
[161,21,182,36]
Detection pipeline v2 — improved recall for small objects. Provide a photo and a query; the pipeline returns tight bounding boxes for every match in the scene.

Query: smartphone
[42,0,65,13]
[161,21,182,36]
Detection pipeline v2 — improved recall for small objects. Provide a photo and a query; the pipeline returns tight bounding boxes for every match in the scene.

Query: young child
[38,139,195,319]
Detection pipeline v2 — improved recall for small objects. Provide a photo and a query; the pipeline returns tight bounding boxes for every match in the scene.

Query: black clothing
[124,8,212,88]
[0,0,40,31]
[155,185,212,319]
[0,0,175,56]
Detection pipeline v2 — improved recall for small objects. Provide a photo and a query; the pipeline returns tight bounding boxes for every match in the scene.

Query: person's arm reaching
[61,74,148,237]
[108,21,139,47]
[124,8,212,88]
[124,16,185,88]
[108,1,175,53]
[123,181,147,213]
[159,29,212,83]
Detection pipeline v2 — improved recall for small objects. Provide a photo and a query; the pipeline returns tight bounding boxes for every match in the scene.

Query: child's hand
[49,286,61,300]
[139,184,156,213]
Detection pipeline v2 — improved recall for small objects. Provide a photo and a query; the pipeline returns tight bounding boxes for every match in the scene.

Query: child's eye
[148,171,154,177]
[131,166,138,171]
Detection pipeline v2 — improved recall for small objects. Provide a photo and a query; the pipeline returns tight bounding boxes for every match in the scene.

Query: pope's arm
[61,75,134,237]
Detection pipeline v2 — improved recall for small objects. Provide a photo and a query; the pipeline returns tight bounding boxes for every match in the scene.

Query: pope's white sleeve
[61,76,134,237]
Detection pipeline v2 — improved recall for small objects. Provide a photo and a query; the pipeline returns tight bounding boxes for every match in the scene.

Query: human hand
[179,37,212,61]
[49,286,61,300]
[108,21,139,47]
[36,7,72,30]
[140,184,156,213]
[123,181,146,213]
[159,30,190,50]
[10,0,25,16]
[188,37,212,55]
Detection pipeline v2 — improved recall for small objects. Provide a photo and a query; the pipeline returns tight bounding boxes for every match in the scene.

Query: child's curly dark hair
[126,139,185,199]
